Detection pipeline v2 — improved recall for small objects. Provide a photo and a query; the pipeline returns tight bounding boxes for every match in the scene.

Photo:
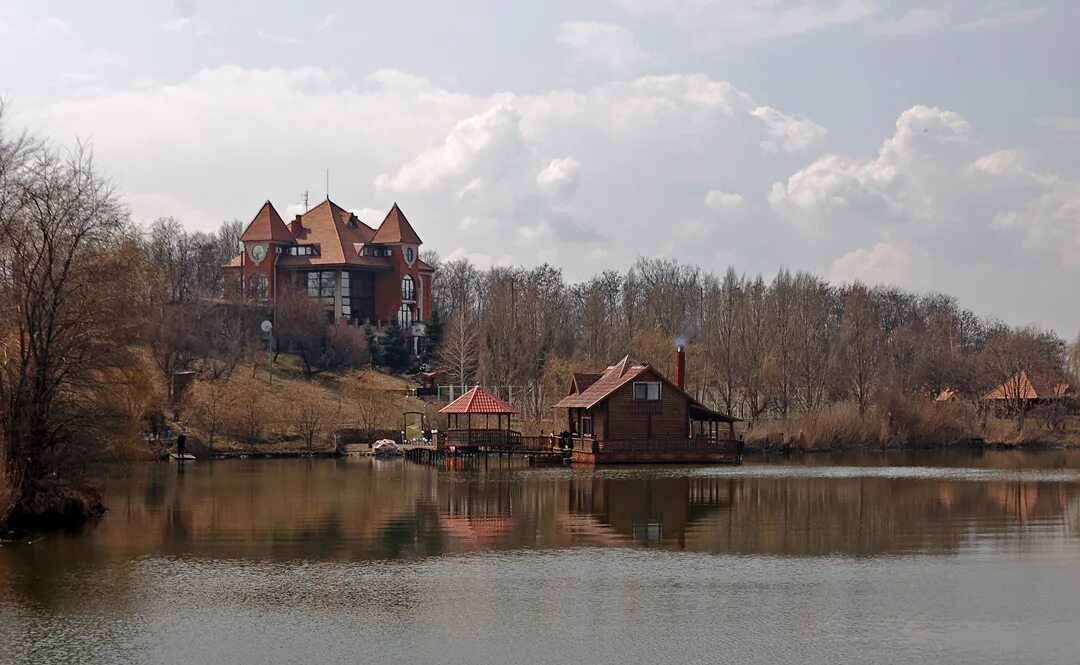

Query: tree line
[427,255,1078,426]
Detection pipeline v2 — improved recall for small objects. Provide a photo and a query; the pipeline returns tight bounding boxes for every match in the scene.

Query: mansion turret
[224,199,434,343]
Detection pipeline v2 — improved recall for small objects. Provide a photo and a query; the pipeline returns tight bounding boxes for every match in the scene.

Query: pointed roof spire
[240,201,293,243]
[371,203,423,244]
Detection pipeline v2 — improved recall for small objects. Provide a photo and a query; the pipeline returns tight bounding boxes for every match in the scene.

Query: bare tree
[834,284,885,414]
[289,381,335,451]
[0,107,147,525]
[190,378,236,450]
[438,308,479,390]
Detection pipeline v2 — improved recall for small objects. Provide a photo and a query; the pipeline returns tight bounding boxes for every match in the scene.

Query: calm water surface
[3,450,1080,664]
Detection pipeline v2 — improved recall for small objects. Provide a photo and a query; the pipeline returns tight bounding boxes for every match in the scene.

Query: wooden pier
[404,439,569,468]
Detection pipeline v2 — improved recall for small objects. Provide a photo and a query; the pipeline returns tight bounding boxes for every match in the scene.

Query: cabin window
[633,381,661,401]
[402,275,415,301]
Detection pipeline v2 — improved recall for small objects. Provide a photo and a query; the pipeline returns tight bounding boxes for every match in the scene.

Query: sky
[1,0,1078,334]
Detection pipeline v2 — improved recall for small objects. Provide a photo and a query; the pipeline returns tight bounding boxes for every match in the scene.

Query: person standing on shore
[177,430,187,459]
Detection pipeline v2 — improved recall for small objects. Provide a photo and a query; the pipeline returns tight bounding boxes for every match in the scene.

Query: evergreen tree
[380,319,410,373]
[364,323,384,366]
[420,308,444,366]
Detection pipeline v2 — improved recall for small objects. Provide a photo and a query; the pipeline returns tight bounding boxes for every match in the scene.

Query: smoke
[675,316,700,349]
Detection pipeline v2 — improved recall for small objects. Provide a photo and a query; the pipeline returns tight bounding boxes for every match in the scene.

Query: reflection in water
[2,452,1080,664]
[2,451,1077,565]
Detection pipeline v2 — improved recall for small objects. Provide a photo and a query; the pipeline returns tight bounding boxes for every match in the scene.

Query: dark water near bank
[3,451,1080,664]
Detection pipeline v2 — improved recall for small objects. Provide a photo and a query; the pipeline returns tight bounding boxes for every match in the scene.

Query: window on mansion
[306,271,336,308]
[248,273,269,300]
[401,275,415,301]
[398,303,413,327]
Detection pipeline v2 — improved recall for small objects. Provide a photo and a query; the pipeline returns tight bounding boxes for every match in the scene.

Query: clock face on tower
[248,243,268,264]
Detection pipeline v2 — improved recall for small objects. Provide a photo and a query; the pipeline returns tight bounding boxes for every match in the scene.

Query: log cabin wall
[604,368,689,441]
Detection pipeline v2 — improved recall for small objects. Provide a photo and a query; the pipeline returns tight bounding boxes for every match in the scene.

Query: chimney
[675,345,686,390]
[290,215,303,235]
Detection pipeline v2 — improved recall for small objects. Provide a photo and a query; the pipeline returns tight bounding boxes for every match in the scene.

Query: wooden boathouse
[553,349,742,465]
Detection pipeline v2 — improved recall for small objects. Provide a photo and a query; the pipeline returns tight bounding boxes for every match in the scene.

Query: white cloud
[771,105,975,225]
[969,150,1030,177]
[316,14,337,30]
[557,20,658,75]
[751,106,827,153]
[615,0,878,48]
[1036,115,1080,133]
[258,31,303,46]
[704,190,747,213]
[866,8,949,35]
[537,157,582,199]
[36,17,73,34]
[352,208,386,224]
[375,102,528,194]
[960,7,1048,30]
[830,242,913,285]
[162,17,192,33]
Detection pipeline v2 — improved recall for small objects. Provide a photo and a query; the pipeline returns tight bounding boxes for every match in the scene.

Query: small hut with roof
[438,385,522,449]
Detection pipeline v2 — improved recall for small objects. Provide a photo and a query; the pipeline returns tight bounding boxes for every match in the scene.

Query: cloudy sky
[2,1,1078,333]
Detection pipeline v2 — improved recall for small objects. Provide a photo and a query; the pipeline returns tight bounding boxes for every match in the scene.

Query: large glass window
[306,271,336,308]
[348,271,376,323]
[401,275,415,301]
[399,303,413,327]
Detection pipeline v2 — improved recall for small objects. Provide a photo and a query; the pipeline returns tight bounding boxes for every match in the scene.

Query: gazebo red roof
[439,386,520,415]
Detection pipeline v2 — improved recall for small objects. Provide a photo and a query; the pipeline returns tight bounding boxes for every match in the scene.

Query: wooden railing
[442,429,522,449]
[571,436,743,454]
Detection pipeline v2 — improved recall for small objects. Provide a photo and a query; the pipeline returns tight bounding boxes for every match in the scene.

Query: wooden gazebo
[438,386,522,449]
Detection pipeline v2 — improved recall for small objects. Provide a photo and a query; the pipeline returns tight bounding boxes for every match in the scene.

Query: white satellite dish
[260,320,273,333]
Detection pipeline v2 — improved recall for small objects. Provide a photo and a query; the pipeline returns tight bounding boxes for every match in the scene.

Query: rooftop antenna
[325,168,330,201]
[302,190,309,212]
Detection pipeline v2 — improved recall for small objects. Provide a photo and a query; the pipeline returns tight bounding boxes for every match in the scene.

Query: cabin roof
[570,373,603,395]
[983,370,1070,400]
[554,356,648,409]
[439,385,521,415]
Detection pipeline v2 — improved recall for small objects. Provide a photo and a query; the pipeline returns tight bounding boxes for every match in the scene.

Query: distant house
[552,349,740,465]
[222,199,434,351]
[983,370,1070,406]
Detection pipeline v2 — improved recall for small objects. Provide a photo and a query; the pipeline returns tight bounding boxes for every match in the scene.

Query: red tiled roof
[439,386,521,415]
[984,370,1070,400]
[371,203,423,245]
[571,373,602,395]
[277,199,391,268]
[240,201,293,243]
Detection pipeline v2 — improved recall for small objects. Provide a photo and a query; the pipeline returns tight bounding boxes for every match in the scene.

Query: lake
[3,451,1080,664]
